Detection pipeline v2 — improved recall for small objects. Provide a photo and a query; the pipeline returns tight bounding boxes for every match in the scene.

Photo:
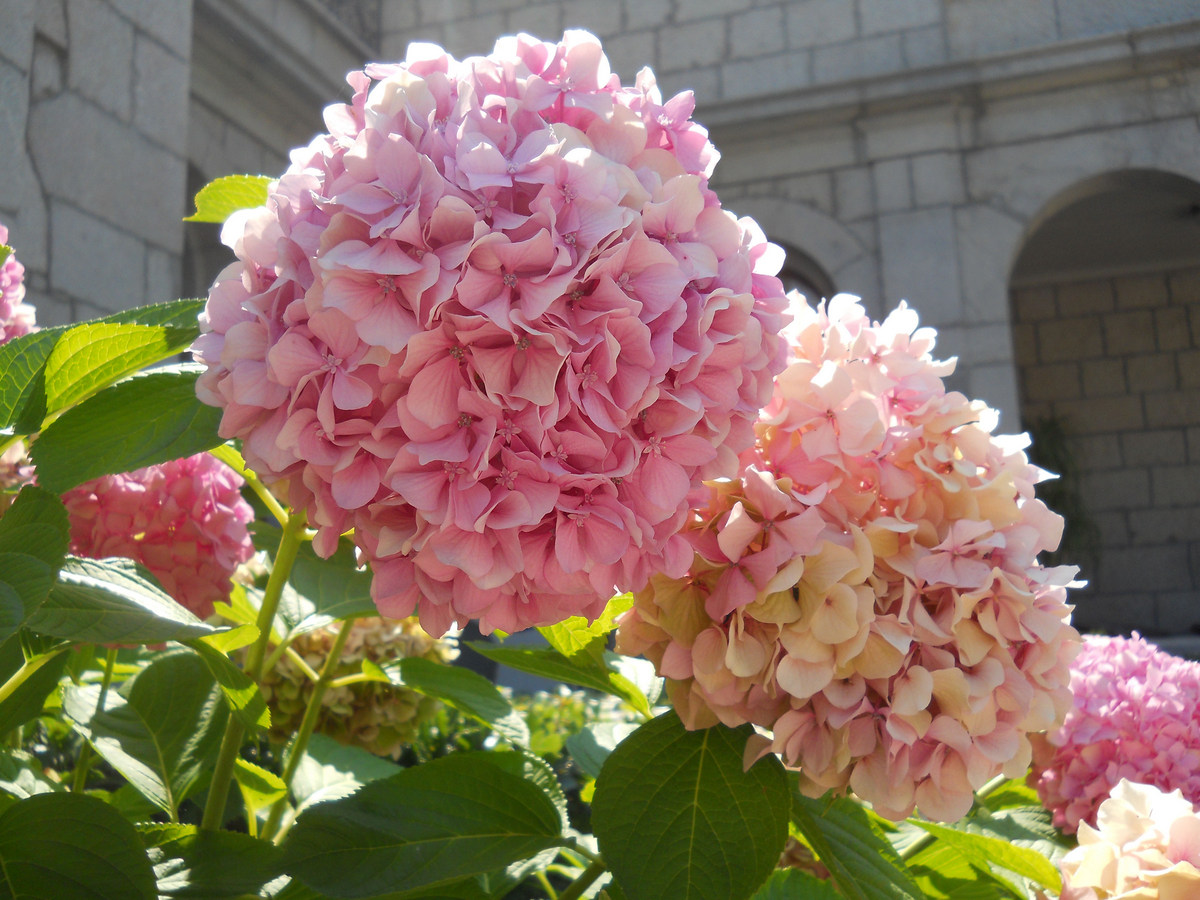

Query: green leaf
[187,635,270,730]
[27,556,223,644]
[397,656,529,746]
[0,245,10,267]
[468,644,652,719]
[0,749,63,799]
[0,636,70,737]
[903,841,1019,900]
[0,299,205,433]
[790,789,925,900]
[141,824,284,899]
[0,486,70,634]
[44,321,200,414]
[63,651,228,817]
[185,174,272,223]
[912,821,1062,893]
[0,792,156,899]
[281,751,563,898]
[268,527,377,635]
[750,869,840,899]
[538,593,632,661]
[980,778,1042,812]
[234,757,287,818]
[30,365,223,494]
[591,711,789,900]
[289,733,402,816]
[565,721,638,780]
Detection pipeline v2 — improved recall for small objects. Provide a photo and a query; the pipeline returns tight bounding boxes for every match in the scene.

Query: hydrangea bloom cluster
[63,454,255,619]
[262,616,456,758]
[0,223,36,344]
[617,294,1080,822]
[1055,780,1200,900]
[1033,634,1200,834]
[193,30,788,635]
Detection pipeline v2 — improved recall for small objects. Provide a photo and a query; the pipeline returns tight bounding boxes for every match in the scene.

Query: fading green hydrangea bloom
[263,616,458,759]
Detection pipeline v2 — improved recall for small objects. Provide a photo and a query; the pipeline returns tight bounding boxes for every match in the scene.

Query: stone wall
[1014,268,1200,635]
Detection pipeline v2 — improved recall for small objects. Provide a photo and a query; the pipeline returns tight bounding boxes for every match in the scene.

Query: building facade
[4,0,1200,637]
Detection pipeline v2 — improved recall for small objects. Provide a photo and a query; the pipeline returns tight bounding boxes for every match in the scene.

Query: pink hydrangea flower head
[0,223,37,344]
[618,293,1081,822]
[1056,779,1200,900]
[1033,634,1200,834]
[62,453,255,619]
[194,31,789,635]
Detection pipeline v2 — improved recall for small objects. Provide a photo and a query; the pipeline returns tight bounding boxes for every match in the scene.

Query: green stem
[0,433,23,458]
[209,444,290,528]
[557,859,607,900]
[0,650,62,707]
[201,512,307,832]
[534,870,558,900]
[897,773,1010,862]
[261,616,357,843]
[72,646,119,793]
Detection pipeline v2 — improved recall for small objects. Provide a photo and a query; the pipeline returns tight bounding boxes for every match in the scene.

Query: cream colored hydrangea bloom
[1058,780,1200,900]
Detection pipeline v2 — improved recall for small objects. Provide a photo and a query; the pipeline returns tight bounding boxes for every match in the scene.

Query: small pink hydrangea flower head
[62,453,255,619]
[0,223,37,344]
[194,30,789,635]
[1033,634,1200,834]
[1056,779,1200,900]
[618,293,1081,822]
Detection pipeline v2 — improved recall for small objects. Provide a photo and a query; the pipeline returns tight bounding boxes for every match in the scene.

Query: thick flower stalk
[193,30,789,635]
[262,616,455,758]
[1033,634,1200,834]
[1054,780,1200,900]
[618,294,1080,821]
[63,454,255,619]
[0,223,36,345]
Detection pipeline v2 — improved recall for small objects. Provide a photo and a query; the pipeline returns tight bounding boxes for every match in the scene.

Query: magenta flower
[0,223,36,344]
[62,454,255,620]
[195,31,789,635]
[1033,634,1200,834]
[618,294,1080,822]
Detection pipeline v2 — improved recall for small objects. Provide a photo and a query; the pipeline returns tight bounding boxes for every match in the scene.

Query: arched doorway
[1009,169,1200,639]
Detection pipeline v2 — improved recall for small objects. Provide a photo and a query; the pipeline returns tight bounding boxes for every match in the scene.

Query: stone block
[872,158,911,213]
[878,207,961,323]
[1070,593,1151,638]
[786,0,856,49]
[1073,433,1123,469]
[1128,353,1177,392]
[563,0,623,37]
[108,0,193,57]
[1024,362,1080,402]
[1012,286,1056,322]
[68,0,134,121]
[1178,350,1200,389]
[1148,391,1200,429]
[50,201,146,311]
[443,11,507,55]
[1189,426,1200,463]
[31,35,64,101]
[1013,322,1037,367]
[35,0,67,48]
[730,6,786,59]
[29,93,185,251]
[954,204,1023,324]
[902,24,947,68]
[0,0,34,68]
[1129,507,1199,546]
[381,1,419,32]
[721,50,810,101]
[675,0,750,21]
[659,17,727,70]
[1122,429,1187,467]
[1152,465,1200,508]
[858,0,941,35]
[145,246,179,305]
[1057,0,1200,41]
[1157,306,1191,352]
[1168,268,1200,307]
[1082,467,1151,512]
[1104,309,1157,356]
[1080,358,1125,397]
[1090,509,1129,547]
[834,167,873,221]
[945,0,1057,59]
[863,108,960,159]
[814,33,903,84]
[604,31,657,82]
[1059,394,1144,432]
[712,123,855,180]
[1094,544,1191,593]
[1056,280,1113,317]
[418,0,470,25]
[780,173,833,214]
[912,151,965,206]
[134,33,190,154]
[506,3,564,39]
[1157,591,1200,636]
[1114,273,1169,309]
[965,362,1020,428]
[663,66,720,109]
[1037,317,1103,363]
[624,0,672,30]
